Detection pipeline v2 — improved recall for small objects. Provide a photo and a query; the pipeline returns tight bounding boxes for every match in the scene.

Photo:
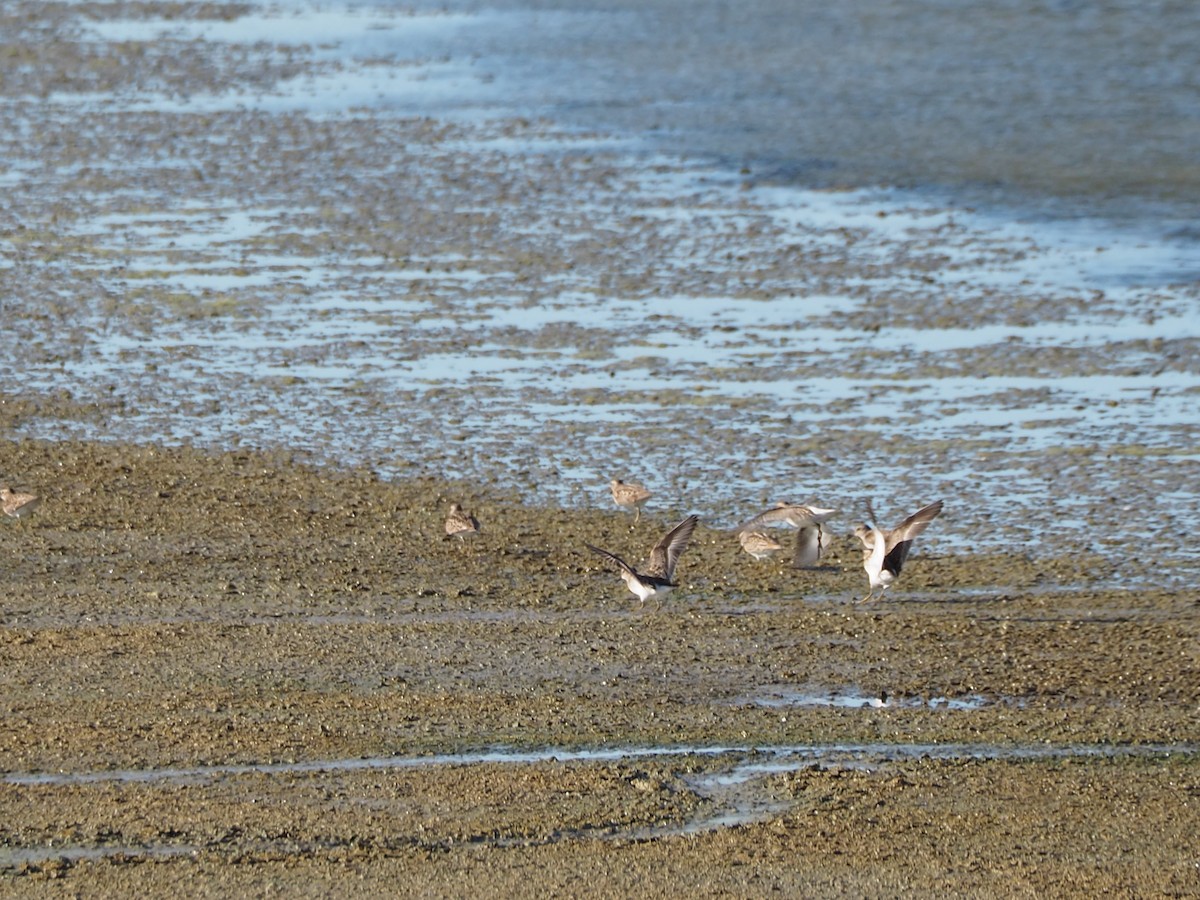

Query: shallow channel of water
[2,740,1192,868]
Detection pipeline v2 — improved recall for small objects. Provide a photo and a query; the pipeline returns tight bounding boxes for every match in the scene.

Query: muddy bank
[4,754,1197,897]
[1,438,1196,894]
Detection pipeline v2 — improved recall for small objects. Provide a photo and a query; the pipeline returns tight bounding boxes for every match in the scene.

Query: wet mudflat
[2,0,1199,894]
[0,440,1196,895]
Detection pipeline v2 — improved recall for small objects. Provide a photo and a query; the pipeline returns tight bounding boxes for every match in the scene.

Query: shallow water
[92,0,1199,220]
[743,687,990,711]
[2,739,1191,868]
[1,1,1198,582]
[444,0,1200,226]
[7,739,1189,790]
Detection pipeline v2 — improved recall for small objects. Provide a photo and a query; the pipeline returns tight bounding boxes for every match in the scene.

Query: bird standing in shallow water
[609,479,652,524]
[587,514,699,607]
[854,499,943,602]
[1,487,40,520]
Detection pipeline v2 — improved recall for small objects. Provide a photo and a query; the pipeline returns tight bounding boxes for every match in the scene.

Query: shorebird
[737,502,836,567]
[609,479,652,523]
[444,503,481,541]
[791,523,833,568]
[0,487,40,520]
[738,529,784,561]
[854,500,944,602]
[587,514,699,606]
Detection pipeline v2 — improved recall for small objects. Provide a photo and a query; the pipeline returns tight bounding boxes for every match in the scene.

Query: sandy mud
[0,439,1196,896]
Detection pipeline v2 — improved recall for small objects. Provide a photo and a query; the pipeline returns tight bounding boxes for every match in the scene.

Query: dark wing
[792,523,825,567]
[882,500,944,576]
[586,544,638,578]
[644,514,698,580]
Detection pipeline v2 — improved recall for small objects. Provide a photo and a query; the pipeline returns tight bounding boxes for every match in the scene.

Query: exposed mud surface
[1,0,1198,893]
[1,440,1196,895]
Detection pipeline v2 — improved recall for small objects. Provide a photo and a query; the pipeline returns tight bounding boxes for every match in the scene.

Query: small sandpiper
[738,529,784,561]
[854,499,944,602]
[444,503,481,541]
[609,479,652,523]
[0,487,40,520]
[737,501,836,567]
[587,514,698,607]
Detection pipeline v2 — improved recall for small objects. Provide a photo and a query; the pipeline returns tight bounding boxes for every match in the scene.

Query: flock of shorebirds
[446,478,945,605]
[4,477,941,606]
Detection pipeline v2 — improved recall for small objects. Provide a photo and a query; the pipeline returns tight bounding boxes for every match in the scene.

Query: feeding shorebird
[609,479,652,523]
[738,529,785,561]
[737,501,836,567]
[854,499,944,602]
[0,487,40,520]
[587,514,699,606]
[443,503,481,541]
